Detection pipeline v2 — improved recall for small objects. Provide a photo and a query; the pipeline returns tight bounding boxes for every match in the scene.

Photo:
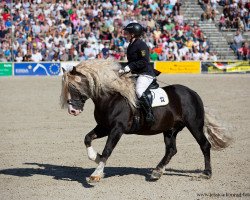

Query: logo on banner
[14,63,61,76]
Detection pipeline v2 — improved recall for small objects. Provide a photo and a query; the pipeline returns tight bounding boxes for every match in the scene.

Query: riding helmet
[123,23,144,37]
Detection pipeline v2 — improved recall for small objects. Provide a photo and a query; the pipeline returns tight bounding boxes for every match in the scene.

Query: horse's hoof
[88,175,102,183]
[149,169,163,181]
[199,171,212,179]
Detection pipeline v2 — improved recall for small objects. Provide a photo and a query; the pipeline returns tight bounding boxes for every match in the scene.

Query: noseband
[67,82,88,109]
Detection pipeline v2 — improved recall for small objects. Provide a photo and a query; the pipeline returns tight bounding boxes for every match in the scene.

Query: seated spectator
[192,48,201,60]
[31,49,42,62]
[237,42,250,60]
[230,30,244,53]
[167,49,175,61]
[0,52,7,61]
[185,37,194,50]
[201,2,216,21]
[153,26,162,44]
[201,49,210,61]
[200,36,210,53]
[150,48,159,61]
[15,51,23,62]
[179,43,189,58]
[192,37,200,52]
[174,30,185,49]
[218,0,226,7]
[219,14,227,30]
[84,42,96,60]
[209,51,218,61]
[158,49,168,61]
[60,48,69,62]
[153,43,163,55]
[168,38,178,51]
[173,0,182,16]
[163,19,175,32]
[182,51,192,60]
[236,17,244,32]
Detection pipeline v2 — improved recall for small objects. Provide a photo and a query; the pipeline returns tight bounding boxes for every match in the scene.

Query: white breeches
[136,75,154,98]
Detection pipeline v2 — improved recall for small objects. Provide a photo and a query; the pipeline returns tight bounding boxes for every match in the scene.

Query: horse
[60,58,232,182]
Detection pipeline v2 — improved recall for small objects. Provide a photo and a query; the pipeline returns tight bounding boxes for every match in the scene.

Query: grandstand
[0,0,249,62]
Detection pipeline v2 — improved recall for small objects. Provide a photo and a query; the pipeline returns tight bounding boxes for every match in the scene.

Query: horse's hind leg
[150,127,182,181]
[186,122,212,179]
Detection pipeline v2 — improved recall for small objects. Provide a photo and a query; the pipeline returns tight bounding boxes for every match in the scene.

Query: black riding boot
[139,93,155,125]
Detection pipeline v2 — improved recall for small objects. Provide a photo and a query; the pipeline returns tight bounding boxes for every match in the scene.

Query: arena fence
[0,61,249,77]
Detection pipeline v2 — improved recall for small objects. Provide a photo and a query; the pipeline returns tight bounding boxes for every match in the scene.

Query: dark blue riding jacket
[126,39,156,77]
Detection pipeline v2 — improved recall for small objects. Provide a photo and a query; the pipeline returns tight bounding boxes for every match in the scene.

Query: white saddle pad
[150,88,169,107]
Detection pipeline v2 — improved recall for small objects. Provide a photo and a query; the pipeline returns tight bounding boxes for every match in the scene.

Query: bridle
[67,82,88,109]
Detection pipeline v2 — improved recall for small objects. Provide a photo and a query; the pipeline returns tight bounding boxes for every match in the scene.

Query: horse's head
[61,66,90,116]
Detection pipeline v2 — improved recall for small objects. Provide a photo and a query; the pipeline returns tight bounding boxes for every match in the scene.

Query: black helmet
[123,23,144,37]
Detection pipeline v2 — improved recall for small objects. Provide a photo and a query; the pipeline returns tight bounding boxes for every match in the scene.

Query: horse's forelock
[60,73,69,108]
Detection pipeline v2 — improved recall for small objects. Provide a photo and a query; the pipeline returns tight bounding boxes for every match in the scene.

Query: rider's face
[124,31,132,41]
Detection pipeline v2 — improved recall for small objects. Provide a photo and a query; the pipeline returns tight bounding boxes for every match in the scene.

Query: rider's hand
[118,66,130,74]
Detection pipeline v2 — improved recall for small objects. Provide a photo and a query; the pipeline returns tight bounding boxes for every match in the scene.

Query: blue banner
[14,63,61,76]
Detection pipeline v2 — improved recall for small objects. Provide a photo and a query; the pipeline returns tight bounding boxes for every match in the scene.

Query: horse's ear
[62,67,66,73]
[70,66,77,74]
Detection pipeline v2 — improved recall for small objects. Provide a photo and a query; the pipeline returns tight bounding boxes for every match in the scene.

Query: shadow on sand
[0,163,203,188]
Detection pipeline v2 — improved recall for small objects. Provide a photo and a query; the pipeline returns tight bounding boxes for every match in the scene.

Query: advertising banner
[155,61,201,74]
[14,63,61,76]
[202,61,250,73]
[0,63,12,76]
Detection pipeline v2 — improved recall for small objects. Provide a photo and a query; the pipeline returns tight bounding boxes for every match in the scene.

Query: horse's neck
[92,95,112,111]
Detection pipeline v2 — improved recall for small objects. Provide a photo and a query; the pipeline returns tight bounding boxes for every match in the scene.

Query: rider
[119,22,156,125]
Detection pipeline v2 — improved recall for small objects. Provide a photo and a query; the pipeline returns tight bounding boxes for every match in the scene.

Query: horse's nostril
[71,110,76,114]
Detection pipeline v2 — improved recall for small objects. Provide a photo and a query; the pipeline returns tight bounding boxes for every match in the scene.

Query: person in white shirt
[192,48,201,61]
[209,52,218,61]
[88,32,98,44]
[84,43,96,59]
[65,39,73,50]
[15,52,23,62]
[54,34,62,46]
[31,49,43,62]
[201,49,210,61]
[179,44,189,58]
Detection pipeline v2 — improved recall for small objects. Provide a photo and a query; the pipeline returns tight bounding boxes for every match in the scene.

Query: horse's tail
[204,108,233,151]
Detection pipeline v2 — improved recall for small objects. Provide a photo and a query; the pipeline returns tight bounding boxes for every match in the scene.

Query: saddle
[130,80,169,132]
[146,79,169,108]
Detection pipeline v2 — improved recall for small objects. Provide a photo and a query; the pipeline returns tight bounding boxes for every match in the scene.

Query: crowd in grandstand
[0,0,249,62]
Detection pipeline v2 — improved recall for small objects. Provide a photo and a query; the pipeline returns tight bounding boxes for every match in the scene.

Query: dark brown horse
[60,59,232,182]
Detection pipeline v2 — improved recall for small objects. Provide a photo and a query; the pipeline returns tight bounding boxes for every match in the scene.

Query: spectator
[200,36,210,53]
[192,48,201,60]
[31,49,42,62]
[149,48,158,61]
[158,49,168,61]
[230,30,244,53]
[237,42,250,60]
[15,51,23,62]
[201,49,210,61]
[167,49,175,61]
[201,2,216,21]
[219,14,226,30]
[209,51,218,61]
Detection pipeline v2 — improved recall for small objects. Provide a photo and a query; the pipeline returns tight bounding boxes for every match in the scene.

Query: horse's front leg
[89,127,123,182]
[84,125,108,164]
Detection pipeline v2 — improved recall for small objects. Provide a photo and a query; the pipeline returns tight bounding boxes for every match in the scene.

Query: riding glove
[118,66,131,74]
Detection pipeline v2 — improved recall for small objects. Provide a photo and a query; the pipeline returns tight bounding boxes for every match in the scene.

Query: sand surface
[0,74,249,200]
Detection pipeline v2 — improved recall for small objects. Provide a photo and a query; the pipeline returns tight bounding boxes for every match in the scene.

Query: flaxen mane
[61,59,137,109]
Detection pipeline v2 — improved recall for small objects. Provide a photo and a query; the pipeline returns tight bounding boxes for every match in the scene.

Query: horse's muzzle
[68,105,82,116]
